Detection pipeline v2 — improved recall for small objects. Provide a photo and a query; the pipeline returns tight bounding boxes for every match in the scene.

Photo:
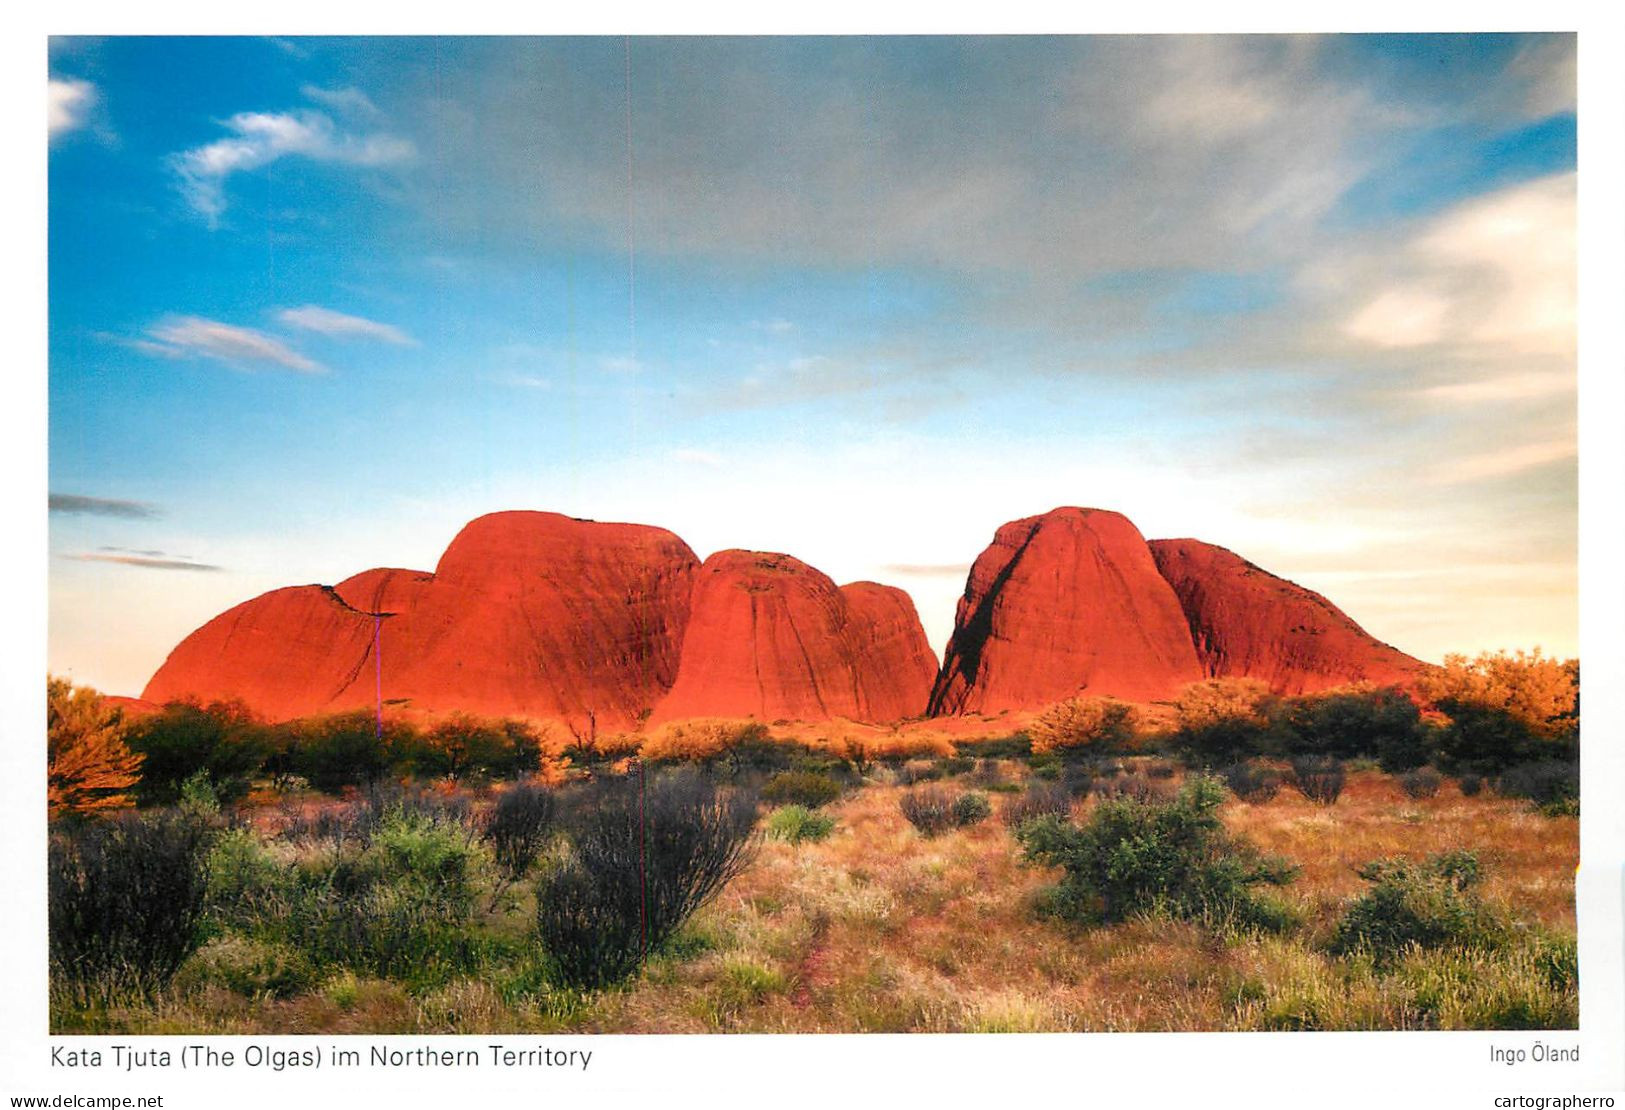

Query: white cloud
[1337,174,1575,361]
[48,77,95,138]
[278,305,414,345]
[172,108,415,225]
[143,316,322,373]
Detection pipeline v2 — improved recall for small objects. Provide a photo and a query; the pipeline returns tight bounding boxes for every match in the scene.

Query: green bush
[1274,686,1425,768]
[765,805,836,844]
[49,810,216,1003]
[287,712,418,794]
[951,792,992,828]
[211,808,486,987]
[761,770,843,809]
[124,700,271,805]
[1016,775,1298,930]
[1330,851,1507,963]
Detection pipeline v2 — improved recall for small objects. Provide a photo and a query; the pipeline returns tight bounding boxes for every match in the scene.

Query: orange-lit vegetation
[45,662,1579,1034]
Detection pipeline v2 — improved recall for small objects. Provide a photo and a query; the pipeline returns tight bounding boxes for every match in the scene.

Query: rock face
[144,511,699,728]
[1148,538,1423,695]
[650,552,937,724]
[929,508,1205,714]
[142,504,1425,727]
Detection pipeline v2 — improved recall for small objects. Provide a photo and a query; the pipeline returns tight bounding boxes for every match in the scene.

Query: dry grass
[65,763,1575,1035]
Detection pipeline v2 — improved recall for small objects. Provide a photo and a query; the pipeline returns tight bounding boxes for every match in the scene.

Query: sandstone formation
[1149,538,1423,695]
[142,504,1426,727]
[650,552,937,724]
[144,511,699,728]
[928,508,1205,714]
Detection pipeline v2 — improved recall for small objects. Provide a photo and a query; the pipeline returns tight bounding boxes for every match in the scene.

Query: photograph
[9,16,1624,1109]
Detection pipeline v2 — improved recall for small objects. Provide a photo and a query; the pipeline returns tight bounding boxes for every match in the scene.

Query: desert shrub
[1330,851,1508,963]
[182,936,317,1000]
[1143,759,1178,780]
[766,804,836,844]
[1061,764,1096,798]
[1289,756,1346,805]
[955,733,1031,759]
[1423,650,1579,776]
[938,755,976,777]
[952,792,992,828]
[897,760,944,786]
[1171,678,1277,766]
[1221,760,1282,804]
[899,786,956,837]
[49,810,215,1002]
[1458,773,1484,797]
[1002,781,1073,829]
[1016,775,1298,930]
[124,699,272,805]
[265,808,483,984]
[1029,697,1140,758]
[287,712,418,794]
[535,769,758,989]
[413,714,544,780]
[1091,772,1166,804]
[1272,685,1426,768]
[1496,760,1579,816]
[1400,767,1443,800]
[641,719,768,764]
[482,782,558,903]
[761,770,843,809]
[47,677,143,816]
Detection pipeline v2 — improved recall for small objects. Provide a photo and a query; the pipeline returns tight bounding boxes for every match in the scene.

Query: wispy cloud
[49,493,160,519]
[278,305,414,345]
[171,103,414,225]
[142,316,322,373]
[299,85,381,120]
[48,77,95,139]
[1430,438,1575,485]
[67,552,222,572]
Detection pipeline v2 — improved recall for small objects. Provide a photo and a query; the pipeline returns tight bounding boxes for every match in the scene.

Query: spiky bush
[1016,775,1298,930]
[898,786,956,837]
[49,811,215,1003]
[1399,767,1443,800]
[482,782,558,903]
[535,769,758,989]
[1290,756,1346,805]
[1001,781,1074,829]
[1221,760,1281,804]
[1330,851,1508,963]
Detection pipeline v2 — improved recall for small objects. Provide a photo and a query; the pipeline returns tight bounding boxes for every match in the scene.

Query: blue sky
[46,35,1578,695]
